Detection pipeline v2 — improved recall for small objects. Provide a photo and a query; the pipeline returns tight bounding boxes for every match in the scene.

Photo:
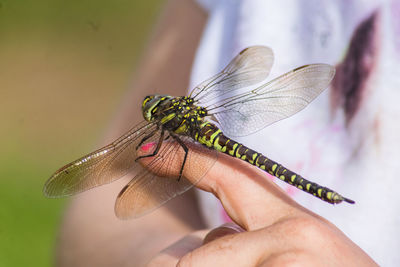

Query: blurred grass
[0,0,163,266]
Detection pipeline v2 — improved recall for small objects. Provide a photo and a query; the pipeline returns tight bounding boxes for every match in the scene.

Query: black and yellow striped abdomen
[195,122,354,204]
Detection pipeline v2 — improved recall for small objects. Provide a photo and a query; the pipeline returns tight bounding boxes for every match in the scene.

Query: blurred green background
[0,1,163,266]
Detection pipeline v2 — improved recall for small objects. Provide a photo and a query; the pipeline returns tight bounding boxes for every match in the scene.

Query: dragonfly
[44,46,354,219]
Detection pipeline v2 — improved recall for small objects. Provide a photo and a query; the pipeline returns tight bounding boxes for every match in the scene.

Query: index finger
[138,141,310,230]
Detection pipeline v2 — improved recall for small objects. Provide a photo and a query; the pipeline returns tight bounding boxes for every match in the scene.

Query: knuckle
[279,216,327,241]
[177,251,195,267]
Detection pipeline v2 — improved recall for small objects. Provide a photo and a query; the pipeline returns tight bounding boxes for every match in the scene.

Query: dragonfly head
[142,95,170,121]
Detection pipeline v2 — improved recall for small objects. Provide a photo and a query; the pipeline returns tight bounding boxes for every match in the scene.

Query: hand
[141,142,377,267]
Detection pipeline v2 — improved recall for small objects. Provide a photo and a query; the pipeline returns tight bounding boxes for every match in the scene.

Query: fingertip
[148,231,208,266]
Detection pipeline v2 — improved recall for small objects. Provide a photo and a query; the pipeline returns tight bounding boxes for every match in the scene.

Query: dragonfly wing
[114,164,193,219]
[115,135,217,219]
[43,121,157,197]
[190,46,274,107]
[212,64,335,137]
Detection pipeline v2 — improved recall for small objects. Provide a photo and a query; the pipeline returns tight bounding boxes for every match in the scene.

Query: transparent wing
[44,119,217,218]
[43,120,157,197]
[209,64,335,137]
[115,135,217,219]
[189,46,274,107]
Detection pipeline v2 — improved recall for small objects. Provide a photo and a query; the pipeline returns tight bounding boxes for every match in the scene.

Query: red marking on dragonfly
[140,142,156,152]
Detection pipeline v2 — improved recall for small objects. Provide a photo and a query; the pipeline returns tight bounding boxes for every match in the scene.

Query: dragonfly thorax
[142,94,208,135]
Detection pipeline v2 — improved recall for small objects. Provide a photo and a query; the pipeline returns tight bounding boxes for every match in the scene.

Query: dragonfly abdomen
[195,122,354,204]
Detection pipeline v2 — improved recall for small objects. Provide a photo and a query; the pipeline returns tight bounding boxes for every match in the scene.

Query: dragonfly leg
[170,134,188,181]
[135,127,159,150]
[135,129,165,161]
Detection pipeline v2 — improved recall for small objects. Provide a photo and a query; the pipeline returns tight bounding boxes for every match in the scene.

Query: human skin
[141,142,377,266]
[56,0,377,266]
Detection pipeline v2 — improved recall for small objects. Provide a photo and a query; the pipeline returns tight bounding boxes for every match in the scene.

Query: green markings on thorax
[168,98,207,135]
[160,113,176,124]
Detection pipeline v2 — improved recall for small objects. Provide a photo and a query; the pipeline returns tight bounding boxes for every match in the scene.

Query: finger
[138,141,308,230]
[178,229,271,267]
[147,230,208,267]
[179,216,377,267]
[148,224,245,267]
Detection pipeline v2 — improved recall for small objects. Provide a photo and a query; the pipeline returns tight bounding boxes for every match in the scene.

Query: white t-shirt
[192,0,400,265]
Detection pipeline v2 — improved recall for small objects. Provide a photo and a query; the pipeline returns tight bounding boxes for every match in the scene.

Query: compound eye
[142,95,155,108]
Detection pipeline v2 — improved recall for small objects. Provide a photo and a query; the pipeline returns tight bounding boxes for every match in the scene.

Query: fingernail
[219,223,245,233]
[203,223,245,244]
